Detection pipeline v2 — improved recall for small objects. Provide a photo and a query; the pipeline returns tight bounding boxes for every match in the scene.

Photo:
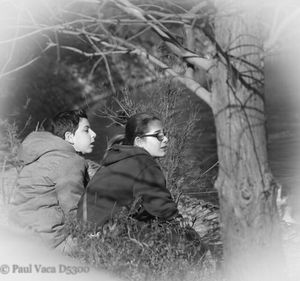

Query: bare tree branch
[1,2,22,75]
[112,0,213,71]
[86,34,117,94]
[0,56,41,79]
[184,21,195,80]
[48,27,213,108]
[129,48,212,107]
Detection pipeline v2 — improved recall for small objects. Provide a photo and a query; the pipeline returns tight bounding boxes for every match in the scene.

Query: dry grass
[65,208,222,281]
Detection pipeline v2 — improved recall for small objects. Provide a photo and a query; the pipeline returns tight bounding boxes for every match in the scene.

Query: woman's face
[135,120,168,157]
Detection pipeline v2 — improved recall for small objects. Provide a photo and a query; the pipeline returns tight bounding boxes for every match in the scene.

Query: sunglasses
[140,131,167,142]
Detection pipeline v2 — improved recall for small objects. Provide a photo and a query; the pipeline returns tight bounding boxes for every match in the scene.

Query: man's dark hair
[45,109,87,139]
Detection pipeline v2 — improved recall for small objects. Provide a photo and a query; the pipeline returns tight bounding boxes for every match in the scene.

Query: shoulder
[135,156,165,181]
[135,152,162,169]
[44,152,87,179]
[56,152,87,169]
[122,152,158,172]
[19,131,76,163]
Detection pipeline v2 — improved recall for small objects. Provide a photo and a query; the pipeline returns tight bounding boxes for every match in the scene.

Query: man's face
[72,118,96,154]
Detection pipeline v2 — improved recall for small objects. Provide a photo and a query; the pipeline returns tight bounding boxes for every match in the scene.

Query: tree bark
[210,4,285,281]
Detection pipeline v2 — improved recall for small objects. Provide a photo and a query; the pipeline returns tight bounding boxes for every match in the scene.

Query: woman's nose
[90,129,96,139]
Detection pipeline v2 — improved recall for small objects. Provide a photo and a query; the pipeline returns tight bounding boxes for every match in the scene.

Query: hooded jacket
[77,144,179,226]
[9,131,89,248]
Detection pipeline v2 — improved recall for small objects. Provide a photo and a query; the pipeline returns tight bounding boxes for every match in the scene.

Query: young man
[9,109,96,249]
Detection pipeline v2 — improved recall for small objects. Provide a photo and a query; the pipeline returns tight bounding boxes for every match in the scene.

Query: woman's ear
[64,131,74,144]
[133,136,143,147]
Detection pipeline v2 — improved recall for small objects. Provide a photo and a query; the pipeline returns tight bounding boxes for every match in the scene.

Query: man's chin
[156,153,166,158]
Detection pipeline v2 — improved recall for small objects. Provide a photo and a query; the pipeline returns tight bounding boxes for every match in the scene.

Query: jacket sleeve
[132,163,179,220]
[54,155,89,218]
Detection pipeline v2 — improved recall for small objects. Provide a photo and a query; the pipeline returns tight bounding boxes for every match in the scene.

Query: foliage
[0,119,21,224]
[0,119,21,169]
[2,55,109,139]
[65,206,220,281]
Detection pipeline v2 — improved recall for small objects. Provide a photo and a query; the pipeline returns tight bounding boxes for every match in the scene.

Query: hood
[103,144,150,166]
[18,131,75,165]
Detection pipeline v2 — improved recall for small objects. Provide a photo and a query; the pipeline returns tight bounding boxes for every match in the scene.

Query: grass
[65,206,223,281]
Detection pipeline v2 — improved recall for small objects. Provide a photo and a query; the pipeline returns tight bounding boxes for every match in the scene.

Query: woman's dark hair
[123,112,160,145]
[108,112,160,147]
[44,109,87,139]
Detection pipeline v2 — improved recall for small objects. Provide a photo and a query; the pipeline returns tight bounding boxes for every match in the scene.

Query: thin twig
[1,2,22,75]
[86,35,117,94]
[0,56,40,79]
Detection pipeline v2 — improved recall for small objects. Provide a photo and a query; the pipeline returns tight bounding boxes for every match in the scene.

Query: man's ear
[64,131,74,144]
[133,136,143,147]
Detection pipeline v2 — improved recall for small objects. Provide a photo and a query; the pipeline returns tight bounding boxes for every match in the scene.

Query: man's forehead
[78,117,90,127]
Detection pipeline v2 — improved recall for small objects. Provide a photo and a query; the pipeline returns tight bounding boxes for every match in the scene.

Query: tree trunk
[211,4,285,281]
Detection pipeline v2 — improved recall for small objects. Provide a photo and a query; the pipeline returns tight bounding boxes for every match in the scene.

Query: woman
[77,112,180,226]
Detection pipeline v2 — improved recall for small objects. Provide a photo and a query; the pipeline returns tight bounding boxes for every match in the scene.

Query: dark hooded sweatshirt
[9,131,89,248]
[77,144,179,226]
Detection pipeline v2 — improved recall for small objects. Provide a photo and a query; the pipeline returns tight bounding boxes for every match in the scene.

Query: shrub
[98,79,201,198]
